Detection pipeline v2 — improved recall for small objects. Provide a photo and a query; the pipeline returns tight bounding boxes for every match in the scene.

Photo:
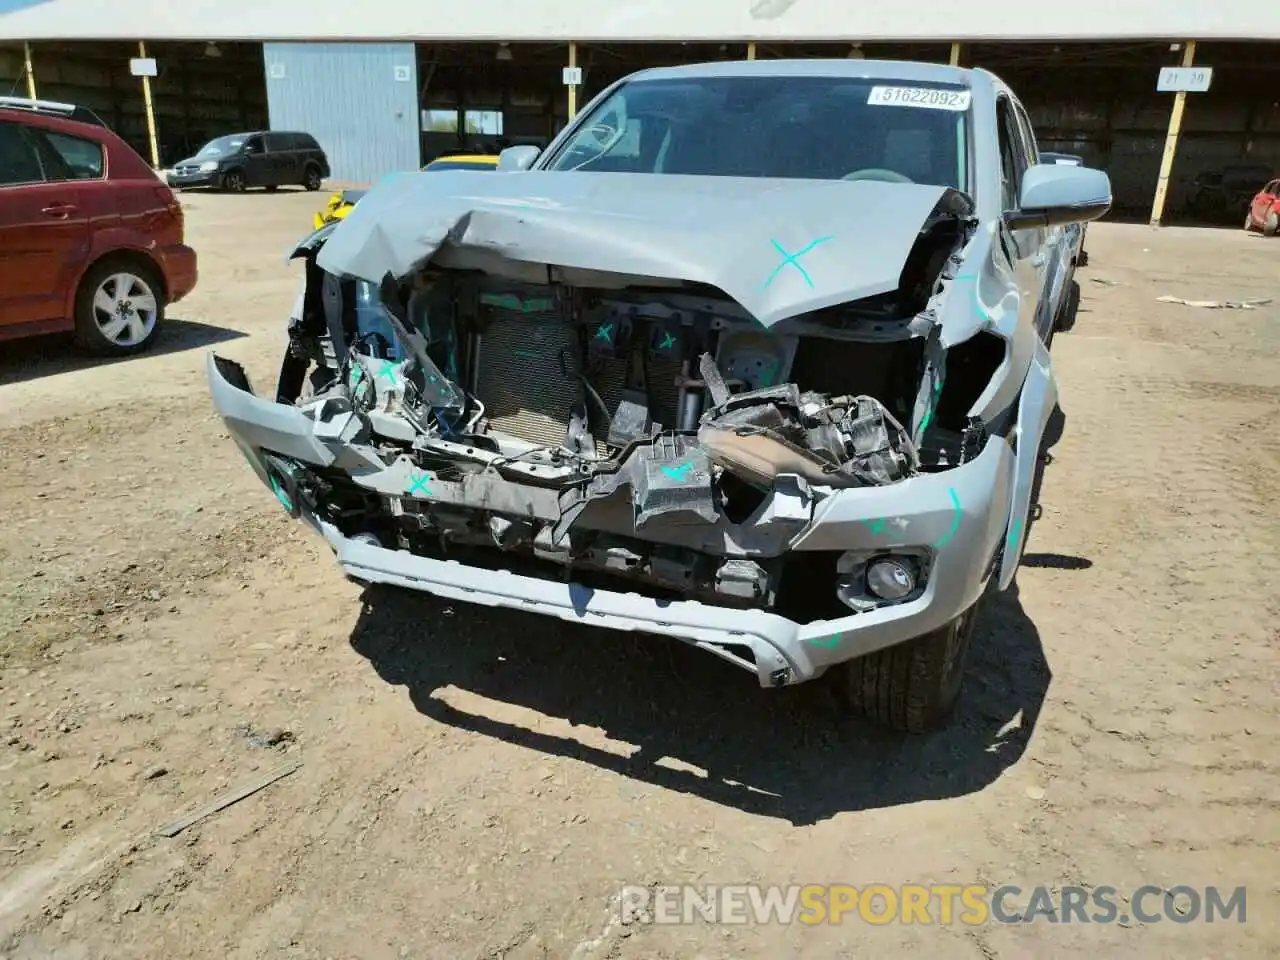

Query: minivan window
[296,133,320,150]
[264,133,291,151]
[543,75,971,191]
[0,122,44,186]
[197,135,246,158]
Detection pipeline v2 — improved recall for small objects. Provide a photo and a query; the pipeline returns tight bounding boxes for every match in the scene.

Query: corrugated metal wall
[263,42,419,184]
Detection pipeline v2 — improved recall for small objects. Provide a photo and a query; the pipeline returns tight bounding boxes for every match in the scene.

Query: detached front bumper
[208,352,1014,688]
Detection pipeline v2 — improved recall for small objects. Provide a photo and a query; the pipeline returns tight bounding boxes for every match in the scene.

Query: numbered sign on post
[1157,66,1213,93]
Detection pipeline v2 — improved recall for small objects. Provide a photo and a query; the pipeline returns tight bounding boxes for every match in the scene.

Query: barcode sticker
[867,86,972,111]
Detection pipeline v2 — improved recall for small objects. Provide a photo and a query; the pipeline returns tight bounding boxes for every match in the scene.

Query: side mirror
[1007,163,1112,230]
[497,145,540,172]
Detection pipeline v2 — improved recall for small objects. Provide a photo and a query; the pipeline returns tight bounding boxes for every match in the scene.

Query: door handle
[41,202,78,218]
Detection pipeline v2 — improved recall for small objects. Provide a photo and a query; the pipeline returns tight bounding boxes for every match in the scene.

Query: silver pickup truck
[208,59,1110,732]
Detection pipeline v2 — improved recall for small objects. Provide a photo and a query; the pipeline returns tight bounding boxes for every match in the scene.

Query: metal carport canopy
[1,0,1277,41]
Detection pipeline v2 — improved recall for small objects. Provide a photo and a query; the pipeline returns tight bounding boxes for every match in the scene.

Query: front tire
[841,602,982,733]
[303,165,322,191]
[222,169,246,192]
[1264,211,1279,237]
[72,260,164,356]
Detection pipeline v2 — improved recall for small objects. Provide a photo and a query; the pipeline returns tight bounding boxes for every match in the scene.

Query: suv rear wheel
[303,165,322,191]
[73,259,164,356]
[840,601,982,733]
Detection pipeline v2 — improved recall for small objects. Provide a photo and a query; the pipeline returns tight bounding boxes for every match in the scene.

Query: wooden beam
[1149,40,1197,226]
[567,41,578,121]
[747,42,756,60]
[138,40,161,169]
[949,42,962,67]
[22,42,36,99]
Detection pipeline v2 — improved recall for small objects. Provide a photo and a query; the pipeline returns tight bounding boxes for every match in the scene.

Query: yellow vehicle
[312,154,499,229]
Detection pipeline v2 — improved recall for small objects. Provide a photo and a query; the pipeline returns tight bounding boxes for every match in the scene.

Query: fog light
[866,558,915,601]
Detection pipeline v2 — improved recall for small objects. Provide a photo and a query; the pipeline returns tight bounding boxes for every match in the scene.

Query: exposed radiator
[474,309,687,454]
[474,311,582,449]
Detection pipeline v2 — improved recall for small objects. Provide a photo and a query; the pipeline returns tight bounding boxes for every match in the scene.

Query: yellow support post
[23,42,37,99]
[567,41,578,121]
[138,41,161,169]
[1150,40,1197,227]
[747,42,756,60]
[949,42,962,67]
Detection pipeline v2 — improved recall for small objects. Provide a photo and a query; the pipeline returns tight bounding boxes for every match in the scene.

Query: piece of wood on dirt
[156,758,303,838]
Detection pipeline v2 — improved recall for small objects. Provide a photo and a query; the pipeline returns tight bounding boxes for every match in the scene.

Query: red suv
[0,97,197,355]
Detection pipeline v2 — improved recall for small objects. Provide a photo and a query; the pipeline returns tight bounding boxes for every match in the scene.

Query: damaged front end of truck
[208,170,1056,697]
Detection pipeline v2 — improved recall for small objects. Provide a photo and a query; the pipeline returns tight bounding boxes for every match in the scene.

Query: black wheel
[222,168,246,192]
[303,165,322,191]
[1077,248,1089,267]
[72,258,164,356]
[1264,211,1279,238]
[264,184,279,193]
[841,601,982,733]
[1053,279,1081,334]
[1244,211,1257,233]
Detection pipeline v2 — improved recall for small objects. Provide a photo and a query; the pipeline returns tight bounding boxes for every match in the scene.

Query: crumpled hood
[314,170,965,328]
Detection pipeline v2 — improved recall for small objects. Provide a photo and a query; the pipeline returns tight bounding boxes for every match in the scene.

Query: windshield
[544,75,970,191]
[197,135,246,158]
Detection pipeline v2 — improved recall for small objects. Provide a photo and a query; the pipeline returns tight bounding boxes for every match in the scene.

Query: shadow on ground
[0,319,246,387]
[350,407,1075,825]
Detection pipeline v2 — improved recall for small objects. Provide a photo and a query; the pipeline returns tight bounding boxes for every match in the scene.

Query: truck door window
[995,96,1029,211]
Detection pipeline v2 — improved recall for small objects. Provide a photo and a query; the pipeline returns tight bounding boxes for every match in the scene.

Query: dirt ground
[1,189,1278,959]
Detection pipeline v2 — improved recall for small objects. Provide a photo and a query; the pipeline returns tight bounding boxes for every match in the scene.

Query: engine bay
[269,209,994,620]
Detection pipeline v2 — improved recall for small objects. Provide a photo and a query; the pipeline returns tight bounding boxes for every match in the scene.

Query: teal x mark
[660,462,694,481]
[406,471,433,497]
[659,332,676,350]
[375,359,400,383]
[761,236,835,290]
[861,518,888,535]
[595,323,614,342]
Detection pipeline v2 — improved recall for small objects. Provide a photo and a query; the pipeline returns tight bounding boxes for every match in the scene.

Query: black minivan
[167,131,330,192]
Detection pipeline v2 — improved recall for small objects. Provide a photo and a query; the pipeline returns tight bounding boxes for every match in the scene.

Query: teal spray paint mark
[861,518,888,535]
[918,373,946,435]
[595,323,614,343]
[1006,518,1023,554]
[659,332,676,350]
[269,475,294,512]
[375,359,400,383]
[760,236,835,290]
[406,471,433,497]
[479,293,554,314]
[660,462,694,481]
[758,359,780,387]
[807,634,842,649]
[512,350,539,360]
[932,487,963,549]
